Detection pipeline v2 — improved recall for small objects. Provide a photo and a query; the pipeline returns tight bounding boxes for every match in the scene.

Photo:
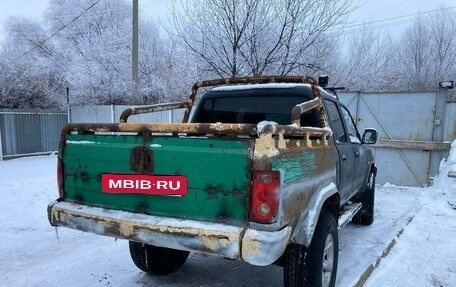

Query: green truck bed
[63,133,254,226]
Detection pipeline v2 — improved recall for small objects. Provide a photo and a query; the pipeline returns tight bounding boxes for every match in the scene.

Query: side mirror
[362,128,377,144]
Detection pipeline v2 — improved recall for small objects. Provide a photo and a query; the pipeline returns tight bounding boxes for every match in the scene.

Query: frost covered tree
[171,0,358,77]
[399,18,433,91]
[399,8,456,91]
[0,0,173,107]
[332,26,398,92]
[0,17,65,108]
[46,0,137,104]
[3,0,456,108]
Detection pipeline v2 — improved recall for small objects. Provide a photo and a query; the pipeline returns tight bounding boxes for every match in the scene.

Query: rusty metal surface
[48,200,243,260]
[291,98,323,126]
[119,102,190,123]
[241,227,292,266]
[59,123,257,150]
[182,76,322,123]
[62,122,256,134]
[130,146,152,173]
[59,121,332,150]
[48,200,292,266]
[62,76,332,151]
[249,129,338,238]
[279,148,337,246]
[260,123,332,139]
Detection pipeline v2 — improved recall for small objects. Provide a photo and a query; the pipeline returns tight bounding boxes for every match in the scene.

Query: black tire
[129,241,190,275]
[352,172,375,225]
[284,210,339,287]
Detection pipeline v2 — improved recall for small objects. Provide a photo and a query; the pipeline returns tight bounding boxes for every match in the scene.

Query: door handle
[355,151,360,157]
[341,154,347,160]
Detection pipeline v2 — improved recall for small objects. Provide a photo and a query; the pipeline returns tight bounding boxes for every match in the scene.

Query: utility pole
[132,0,139,101]
[66,87,71,123]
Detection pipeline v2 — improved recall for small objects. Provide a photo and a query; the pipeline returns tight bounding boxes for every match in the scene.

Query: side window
[325,100,347,143]
[340,106,361,144]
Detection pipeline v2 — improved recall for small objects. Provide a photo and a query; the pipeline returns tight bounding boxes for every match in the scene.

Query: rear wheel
[352,172,375,225]
[283,210,338,287]
[129,241,190,275]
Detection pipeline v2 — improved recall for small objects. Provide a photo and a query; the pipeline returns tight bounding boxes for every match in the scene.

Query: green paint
[63,134,253,226]
[272,149,316,184]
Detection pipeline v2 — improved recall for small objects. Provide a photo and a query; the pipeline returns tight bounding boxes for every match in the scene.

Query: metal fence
[0,109,68,160]
[0,105,184,160]
[2,88,454,186]
[69,105,185,123]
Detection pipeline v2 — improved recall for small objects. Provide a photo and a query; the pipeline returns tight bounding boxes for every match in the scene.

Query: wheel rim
[322,233,335,287]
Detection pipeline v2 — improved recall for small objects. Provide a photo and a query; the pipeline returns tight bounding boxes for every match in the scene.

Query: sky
[1,0,456,38]
[346,0,456,37]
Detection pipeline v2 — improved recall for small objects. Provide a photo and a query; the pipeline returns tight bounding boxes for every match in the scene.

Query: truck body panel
[63,133,253,226]
[47,76,376,281]
[48,200,292,265]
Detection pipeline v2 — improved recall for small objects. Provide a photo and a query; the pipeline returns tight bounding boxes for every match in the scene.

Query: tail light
[57,158,64,198]
[250,171,280,224]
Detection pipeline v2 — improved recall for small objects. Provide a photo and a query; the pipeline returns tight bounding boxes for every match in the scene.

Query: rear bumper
[47,200,291,266]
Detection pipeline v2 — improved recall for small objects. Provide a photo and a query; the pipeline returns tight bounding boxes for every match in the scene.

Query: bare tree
[399,17,432,91]
[428,8,456,83]
[399,7,456,91]
[333,25,398,92]
[171,0,358,77]
[171,0,257,77]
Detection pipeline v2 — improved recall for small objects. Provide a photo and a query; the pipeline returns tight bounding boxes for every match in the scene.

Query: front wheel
[352,172,375,225]
[283,210,339,287]
[129,241,190,275]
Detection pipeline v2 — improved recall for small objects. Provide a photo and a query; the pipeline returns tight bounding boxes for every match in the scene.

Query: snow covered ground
[0,151,455,287]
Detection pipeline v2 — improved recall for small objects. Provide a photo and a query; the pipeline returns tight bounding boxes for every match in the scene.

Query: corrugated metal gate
[0,109,68,159]
[338,90,453,187]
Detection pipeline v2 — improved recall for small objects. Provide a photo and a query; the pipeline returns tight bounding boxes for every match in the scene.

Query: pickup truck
[48,76,377,287]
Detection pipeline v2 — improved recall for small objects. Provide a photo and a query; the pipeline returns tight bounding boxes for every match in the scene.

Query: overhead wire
[12,0,103,62]
[334,6,456,35]
[0,0,174,22]
[6,2,456,62]
[3,0,174,38]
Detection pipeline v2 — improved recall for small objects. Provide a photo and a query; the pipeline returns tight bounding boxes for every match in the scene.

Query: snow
[256,120,278,133]
[433,140,456,195]
[363,189,456,287]
[66,140,97,145]
[1,153,455,286]
[363,140,456,287]
[349,135,361,144]
[212,83,311,91]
